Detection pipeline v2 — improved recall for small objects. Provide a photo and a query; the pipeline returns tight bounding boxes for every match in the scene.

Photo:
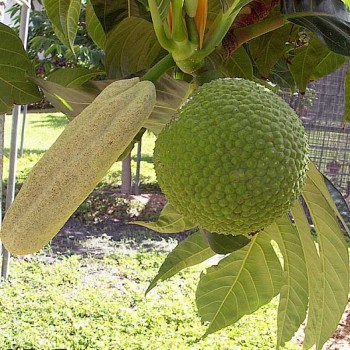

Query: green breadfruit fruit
[0,78,156,255]
[154,78,309,236]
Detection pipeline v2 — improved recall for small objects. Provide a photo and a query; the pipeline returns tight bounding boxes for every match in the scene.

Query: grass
[0,112,303,349]
[0,247,301,350]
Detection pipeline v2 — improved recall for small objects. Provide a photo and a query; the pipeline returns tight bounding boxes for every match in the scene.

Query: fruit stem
[233,15,287,51]
[141,53,176,83]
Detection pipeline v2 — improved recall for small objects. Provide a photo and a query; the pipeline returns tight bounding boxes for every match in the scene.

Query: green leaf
[0,23,41,113]
[32,77,99,118]
[105,17,164,79]
[218,46,253,79]
[290,201,324,350]
[249,25,292,78]
[204,231,251,255]
[90,0,148,33]
[196,233,282,336]
[302,169,349,349]
[324,176,350,234]
[268,58,295,91]
[343,65,350,125]
[132,202,197,233]
[145,74,191,135]
[86,2,106,49]
[282,0,350,56]
[264,215,309,348]
[289,35,346,93]
[146,230,215,293]
[47,68,105,87]
[310,51,347,82]
[43,0,81,53]
[307,162,350,236]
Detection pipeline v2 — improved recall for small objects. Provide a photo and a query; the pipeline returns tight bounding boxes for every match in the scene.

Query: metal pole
[133,138,142,195]
[0,1,6,271]
[1,106,21,279]
[19,105,27,157]
[1,2,31,280]
[0,1,6,23]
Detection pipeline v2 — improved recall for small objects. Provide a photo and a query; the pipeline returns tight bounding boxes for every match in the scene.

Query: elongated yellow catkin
[0,78,156,255]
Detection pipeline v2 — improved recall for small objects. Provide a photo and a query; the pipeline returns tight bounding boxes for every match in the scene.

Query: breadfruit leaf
[0,24,41,114]
[47,68,105,88]
[89,0,148,33]
[146,230,215,294]
[301,168,349,349]
[289,35,347,93]
[43,0,81,54]
[144,74,191,135]
[31,77,100,118]
[105,17,164,79]
[307,162,350,236]
[196,233,282,337]
[249,24,292,78]
[86,2,106,49]
[203,230,251,254]
[264,215,309,348]
[290,201,324,350]
[324,176,350,235]
[132,202,197,233]
[282,0,350,56]
[204,46,253,81]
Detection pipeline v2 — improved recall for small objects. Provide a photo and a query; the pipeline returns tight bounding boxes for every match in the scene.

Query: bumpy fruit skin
[1,78,156,255]
[154,78,309,236]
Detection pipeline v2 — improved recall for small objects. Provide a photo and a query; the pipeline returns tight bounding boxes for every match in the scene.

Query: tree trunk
[121,153,132,195]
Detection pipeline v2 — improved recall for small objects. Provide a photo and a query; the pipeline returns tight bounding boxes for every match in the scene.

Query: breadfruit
[0,78,156,255]
[154,78,309,236]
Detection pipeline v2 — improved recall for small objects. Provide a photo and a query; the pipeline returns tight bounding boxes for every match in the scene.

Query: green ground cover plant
[0,244,300,350]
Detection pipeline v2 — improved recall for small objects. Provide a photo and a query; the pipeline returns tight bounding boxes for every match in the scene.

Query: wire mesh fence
[285,61,350,194]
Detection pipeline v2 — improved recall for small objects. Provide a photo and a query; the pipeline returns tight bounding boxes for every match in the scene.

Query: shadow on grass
[29,114,69,129]
[47,191,188,258]
[131,154,154,164]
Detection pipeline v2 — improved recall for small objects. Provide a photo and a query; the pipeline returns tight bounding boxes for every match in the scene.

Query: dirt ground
[48,192,350,350]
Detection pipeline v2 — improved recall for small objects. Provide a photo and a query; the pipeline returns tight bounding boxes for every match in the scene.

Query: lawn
[0,111,305,349]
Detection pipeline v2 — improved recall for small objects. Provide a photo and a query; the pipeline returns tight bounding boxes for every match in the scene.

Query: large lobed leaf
[144,74,191,135]
[105,17,164,79]
[204,231,251,254]
[32,72,190,129]
[204,46,254,82]
[289,35,347,93]
[282,0,350,56]
[265,216,309,348]
[196,233,282,336]
[146,230,216,293]
[133,202,197,233]
[301,164,349,349]
[90,0,148,33]
[43,0,81,53]
[249,24,292,78]
[86,2,106,49]
[0,23,41,114]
